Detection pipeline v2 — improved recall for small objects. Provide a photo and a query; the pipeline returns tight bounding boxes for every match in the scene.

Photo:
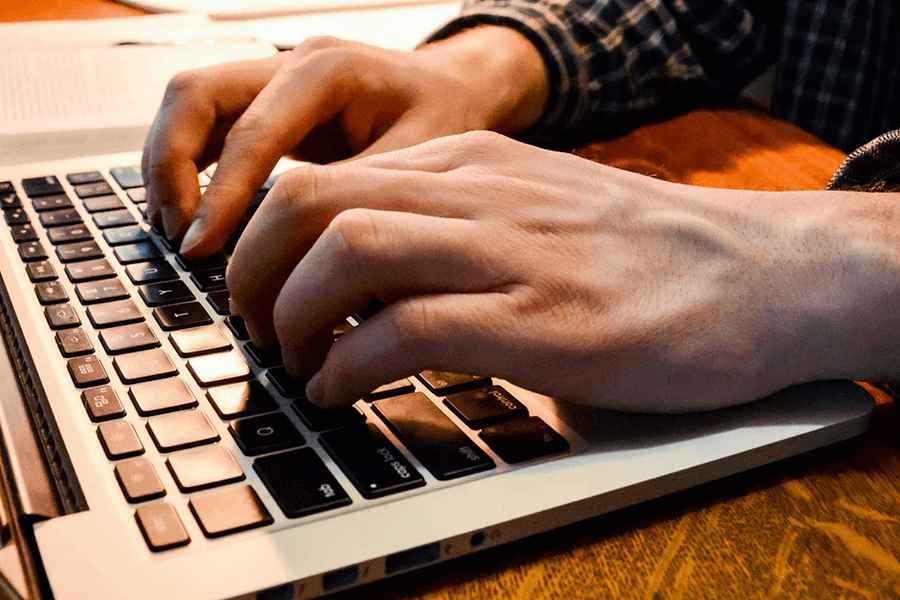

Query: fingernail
[306,371,324,405]
[160,205,182,240]
[179,218,204,256]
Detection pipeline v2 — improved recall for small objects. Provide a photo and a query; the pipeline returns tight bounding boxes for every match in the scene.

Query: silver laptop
[0,150,874,600]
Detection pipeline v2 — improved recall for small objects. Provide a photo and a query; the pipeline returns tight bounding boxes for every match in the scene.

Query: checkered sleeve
[427,0,775,146]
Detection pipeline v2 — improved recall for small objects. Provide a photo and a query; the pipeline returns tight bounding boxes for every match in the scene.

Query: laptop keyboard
[0,166,570,553]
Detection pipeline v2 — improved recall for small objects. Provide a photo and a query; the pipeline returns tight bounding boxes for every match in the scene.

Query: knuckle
[224,110,270,145]
[325,208,384,267]
[453,130,508,153]
[386,297,438,354]
[271,164,334,215]
[292,35,344,56]
[162,69,204,105]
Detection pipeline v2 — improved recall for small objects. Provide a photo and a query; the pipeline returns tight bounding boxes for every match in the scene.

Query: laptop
[0,148,874,600]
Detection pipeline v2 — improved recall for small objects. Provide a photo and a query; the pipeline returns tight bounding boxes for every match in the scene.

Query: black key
[206,380,277,420]
[55,327,93,357]
[189,485,272,538]
[100,323,159,355]
[320,424,425,499]
[291,398,364,432]
[190,267,227,292]
[32,194,72,211]
[478,417,570,464]
[266,367,304,398]
[253,448,351,518]
[129,378,197,416]
[10,222,37,242]
[81,385,126,421]
[93,209,136,229]
[1,193,22,210]
[126,188,146,203]
[373,392,495,480]
[206,290,231,315]
[443,385,528,429]
[154,302,212,330]
[417,371,491,396]
[18,241,47,261]
[35,280,68,304]
[175,252,226,272]
[228,412,304,456]
[115,457,165,503]
[67,355,108,388]
[104,226,149,246]
[166,446,244,493]
[365,378,415,401]
[86,299,144,328]
[244,343,282,368]
[66,171,105,186]
[146,410,219,452]
[114,241,162,264]
[97,420,144,459]
[75,279,128,304]
[45,303,80,329]
[4,208,29,225]
[56,240,103,262]
[114,348,177,383]
[0,181,13,195]
[65,258,116,283]
[224,315,249,340]
[39,208,82,228]
[73,181,115,198]
[109,166,144,189]
[139,280,194,307]
[136,502,190,552]
[47,224,92,244]
[187,351,251,386]
[26,260,56,282]
[168,325,230,357]
[22,175,63,197]
[82,194,125,213]
[125,259,177,284]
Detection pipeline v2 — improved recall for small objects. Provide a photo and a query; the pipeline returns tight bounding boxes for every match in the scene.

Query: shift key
[372,392,494,481]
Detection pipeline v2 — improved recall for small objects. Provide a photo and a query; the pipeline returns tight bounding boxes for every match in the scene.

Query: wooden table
[5,2,900,599]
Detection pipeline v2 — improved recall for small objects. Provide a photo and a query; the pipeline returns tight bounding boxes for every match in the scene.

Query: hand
[228,131,899,412]
[141,27,548,256]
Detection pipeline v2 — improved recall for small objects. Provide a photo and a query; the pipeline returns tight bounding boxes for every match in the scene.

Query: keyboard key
[175,252,226,272]
[189,485,272,538]
[45,303,80,329]
[75,279,129,304]
[244,343,282,368]
[56,240,103,262]
[187,351,251,386]
[67,355,108,388]
[320,424,425,499]
[35,280,68,304]
[97,420,144,459]
[114,241,162,264]
[100,323,159,355]
[86,298,144,328]
[4,208,29,225]
[109,166,144,189]
[365,378,415,401]
[93,209,137,229]
[224,315,249,340]
[66,171,105,186]
[168,325,230,357]
[443,385,528,429]
[166,446,244,493]
[146,410,219,452]
[129,378,197,416]
[291,398,364,432]
[10,222,37,242]
[253,448,351,518]
[153,302,212,330]
[135,502,190,552]
[206,380,277,420]
[206,290,232,315]
[47,224,92,244]
[125,259,178,284]
[73,181,115,198]
[81,385,126,421]
[478,417,570,464]
[26,260,56,282]
[114,348,177,383]
[104,226,149,246]
[39,208,81,228]
[22,175,63,197]
[55,327,93,357]
[373,392,495,480]
[1,193,22,210]
[417,371,491,396]
[18,241,47,261]
[266,367,304,398]
[0,181,13,195]
[82,194,124,213]
[126,188,146,203]
[115,457,165,503]
[139,280,194,307]
[190,267,227,292]
[32,194,72,211]
[65,258,116,283]
[228,412,304,456]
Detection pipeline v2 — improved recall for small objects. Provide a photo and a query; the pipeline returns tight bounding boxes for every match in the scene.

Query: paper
[112,0,458,20]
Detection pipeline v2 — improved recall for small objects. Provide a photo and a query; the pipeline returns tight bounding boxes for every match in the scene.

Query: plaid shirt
[428,0,900,153]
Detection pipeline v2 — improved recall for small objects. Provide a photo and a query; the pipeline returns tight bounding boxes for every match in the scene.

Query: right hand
[141,27,549,257]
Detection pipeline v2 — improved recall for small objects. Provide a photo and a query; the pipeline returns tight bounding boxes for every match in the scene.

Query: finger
[268,209,507,380]
[142,55,284,240]
[306,292,514,409]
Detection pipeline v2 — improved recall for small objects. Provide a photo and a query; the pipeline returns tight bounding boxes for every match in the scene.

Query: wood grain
[0,0,142,22]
